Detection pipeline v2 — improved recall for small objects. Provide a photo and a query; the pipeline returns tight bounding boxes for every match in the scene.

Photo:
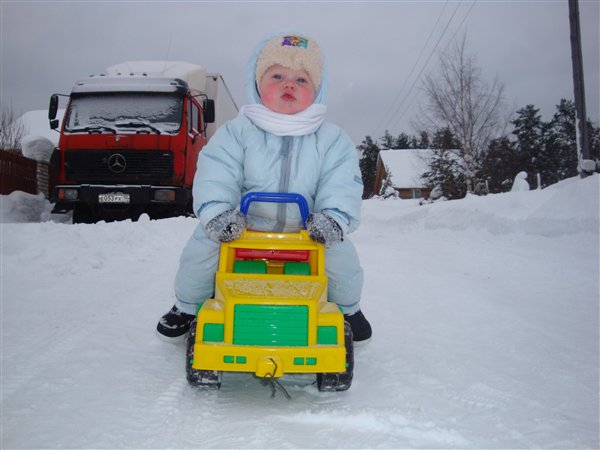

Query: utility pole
[568,0,594,177]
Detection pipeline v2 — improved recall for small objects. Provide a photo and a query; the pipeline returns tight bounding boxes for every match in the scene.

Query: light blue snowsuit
[174,34,364,315]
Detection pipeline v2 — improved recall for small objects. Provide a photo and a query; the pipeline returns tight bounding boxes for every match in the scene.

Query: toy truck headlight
[203,323,224,342]
[317,326,338,344]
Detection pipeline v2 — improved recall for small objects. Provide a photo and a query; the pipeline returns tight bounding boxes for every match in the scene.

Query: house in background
[373,149,434,199]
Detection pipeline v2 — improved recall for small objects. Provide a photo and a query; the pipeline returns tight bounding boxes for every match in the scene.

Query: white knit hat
[255,34,323,89]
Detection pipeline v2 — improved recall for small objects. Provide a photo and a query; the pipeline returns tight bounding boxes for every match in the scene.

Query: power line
[390,0,478,133]
[375,1,450,136]
[376,0,463,137]
[378,1,478,138]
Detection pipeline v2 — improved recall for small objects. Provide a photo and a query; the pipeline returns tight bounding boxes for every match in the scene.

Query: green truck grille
[233,304,308,346]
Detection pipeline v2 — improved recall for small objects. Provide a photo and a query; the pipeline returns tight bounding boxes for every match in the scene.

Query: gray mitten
[306,212,343,246]
[205,209,247,243]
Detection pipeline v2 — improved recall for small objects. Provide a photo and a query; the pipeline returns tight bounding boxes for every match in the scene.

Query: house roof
[378,149,434,188]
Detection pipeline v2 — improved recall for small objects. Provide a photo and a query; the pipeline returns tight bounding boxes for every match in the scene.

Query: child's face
[258,65,316,114]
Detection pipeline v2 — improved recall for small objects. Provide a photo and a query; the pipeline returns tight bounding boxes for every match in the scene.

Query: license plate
[98,192,130,204]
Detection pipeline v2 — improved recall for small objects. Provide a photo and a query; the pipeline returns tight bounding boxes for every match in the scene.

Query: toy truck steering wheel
[240,192,310,229]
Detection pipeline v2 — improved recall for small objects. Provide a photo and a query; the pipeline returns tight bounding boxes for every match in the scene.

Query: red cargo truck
[49,61,237,223]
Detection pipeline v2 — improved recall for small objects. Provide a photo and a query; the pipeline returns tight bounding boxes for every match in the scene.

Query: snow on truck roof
[71,61,207,94]
[71,77,190,95]
[105,61,206,92]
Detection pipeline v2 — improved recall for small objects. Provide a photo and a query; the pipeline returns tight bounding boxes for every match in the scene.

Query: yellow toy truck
[186,192,353,392]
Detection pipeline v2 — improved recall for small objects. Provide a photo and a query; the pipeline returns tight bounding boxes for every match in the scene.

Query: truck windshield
[64,93,184,134]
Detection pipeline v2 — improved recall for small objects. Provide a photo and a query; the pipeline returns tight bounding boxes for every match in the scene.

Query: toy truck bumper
[191,343,347,378]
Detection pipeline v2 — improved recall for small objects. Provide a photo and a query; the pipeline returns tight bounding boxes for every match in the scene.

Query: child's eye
[297,77,307,84]
[272,74,283,80]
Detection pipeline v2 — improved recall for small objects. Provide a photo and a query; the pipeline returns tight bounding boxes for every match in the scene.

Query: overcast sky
[2,1,599,144]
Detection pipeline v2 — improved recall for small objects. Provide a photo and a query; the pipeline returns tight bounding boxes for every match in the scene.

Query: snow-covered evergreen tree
[395,132,414,149]
[480,136,519,192]
[421,149,466,199]
[541,99,578,186]
[378,166,398,199]
[511,104,544,188]
[358,136,381,198]
[380,131,396,150]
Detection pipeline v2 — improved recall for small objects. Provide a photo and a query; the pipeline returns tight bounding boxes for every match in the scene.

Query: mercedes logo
[108,153,127,174]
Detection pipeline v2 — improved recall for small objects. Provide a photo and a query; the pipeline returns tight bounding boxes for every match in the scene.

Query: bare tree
[1,103,28,153]
[417,33,506,191]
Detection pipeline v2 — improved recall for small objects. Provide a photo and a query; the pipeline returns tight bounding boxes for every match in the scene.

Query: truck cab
[49,61,237,223]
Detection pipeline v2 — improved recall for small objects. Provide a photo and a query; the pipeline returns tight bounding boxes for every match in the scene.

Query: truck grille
[233,305,308,346]
[64,150,173,183]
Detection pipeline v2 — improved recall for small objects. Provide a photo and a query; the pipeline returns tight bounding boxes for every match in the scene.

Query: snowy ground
[1,176,599,449]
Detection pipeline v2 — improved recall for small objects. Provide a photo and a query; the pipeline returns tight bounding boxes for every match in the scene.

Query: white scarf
[239,103,327,136]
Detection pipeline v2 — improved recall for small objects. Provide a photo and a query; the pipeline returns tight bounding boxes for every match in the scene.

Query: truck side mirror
[49,94,59,130]
[49,94,59,120]
[203,99,215,124]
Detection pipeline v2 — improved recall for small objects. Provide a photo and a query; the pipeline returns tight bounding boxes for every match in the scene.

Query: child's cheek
[259,85,277,106]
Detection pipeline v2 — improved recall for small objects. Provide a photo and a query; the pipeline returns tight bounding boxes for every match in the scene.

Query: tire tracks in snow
[2,324,89,399]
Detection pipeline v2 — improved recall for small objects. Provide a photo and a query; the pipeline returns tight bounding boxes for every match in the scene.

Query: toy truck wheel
[317,322,354,391]
[186,318,222,389]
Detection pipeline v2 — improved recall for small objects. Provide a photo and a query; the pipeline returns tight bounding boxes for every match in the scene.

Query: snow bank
[362,174,599,237]
[0,191,55,223]
[1,175,598,449]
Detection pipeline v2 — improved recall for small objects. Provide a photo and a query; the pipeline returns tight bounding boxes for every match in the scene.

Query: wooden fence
[0,149,52,197]
[0,149,37,195]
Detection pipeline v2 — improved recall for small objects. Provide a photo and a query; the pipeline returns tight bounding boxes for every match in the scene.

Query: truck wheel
[184,199,195,217]
[72,205,95,224]
[186,318,222,389]
[317,322,354,391]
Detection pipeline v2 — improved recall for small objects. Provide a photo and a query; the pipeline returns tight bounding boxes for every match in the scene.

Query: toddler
[157,32,372,343]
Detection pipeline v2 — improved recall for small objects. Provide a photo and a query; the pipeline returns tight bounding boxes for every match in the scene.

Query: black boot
[156,305,196,340]
[344,310,372,343]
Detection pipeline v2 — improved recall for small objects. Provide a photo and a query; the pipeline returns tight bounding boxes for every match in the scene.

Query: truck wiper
[69,125,117,134]
[114,120,162,134]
